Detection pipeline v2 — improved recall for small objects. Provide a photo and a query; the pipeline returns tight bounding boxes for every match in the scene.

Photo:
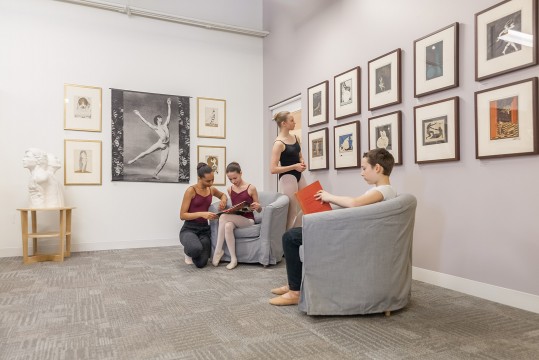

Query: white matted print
[414,23,459,97]
[64,84,102,132]
[369,111,402,165]
[368,49,402,111]
[475,0,537,81]
[334,121,360,169]
[475,77,537,159]
[307,81,329,127]
[308,128,329,170]
[197,97,226,138]
[334,67,361,120]
[197,145,226,185]
[64,139,102,185]
[414,97,460,164]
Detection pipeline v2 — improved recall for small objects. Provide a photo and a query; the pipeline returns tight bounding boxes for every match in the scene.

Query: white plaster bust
[22,148,65,208]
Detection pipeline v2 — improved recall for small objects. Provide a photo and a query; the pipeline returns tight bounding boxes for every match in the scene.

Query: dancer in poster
[127,98,171,179]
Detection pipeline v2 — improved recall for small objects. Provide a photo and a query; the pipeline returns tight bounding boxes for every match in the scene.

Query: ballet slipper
[269,292,300,306]
[212,249,224,266]
[271,285,289,295]
[226,259,238,270]
[184,255,193,265]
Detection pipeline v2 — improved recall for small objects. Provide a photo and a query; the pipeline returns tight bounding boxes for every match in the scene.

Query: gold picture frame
[197,97,226,138]
[64,139,102,185]
[197,145,226,185]
[64,84,102,132]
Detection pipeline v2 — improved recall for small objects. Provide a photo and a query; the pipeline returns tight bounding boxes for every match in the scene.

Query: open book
[295,181,332,215]
[216,201,252,216]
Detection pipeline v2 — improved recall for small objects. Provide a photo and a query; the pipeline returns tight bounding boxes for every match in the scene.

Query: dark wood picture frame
[334,121,360,169]
[368,48,402,111]
[475,0,538,81]
[414,23,459,98]
[334,66,361,120]
[368,111,403,165]
[414,96,460,164]
[307,81,329,127]
[475,77,538,159]
[308,127,329,170]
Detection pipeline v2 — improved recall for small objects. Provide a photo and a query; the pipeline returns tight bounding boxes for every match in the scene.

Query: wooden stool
[17,207,75,264]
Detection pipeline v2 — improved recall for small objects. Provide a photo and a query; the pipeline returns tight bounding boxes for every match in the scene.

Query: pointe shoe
[212,249,224,266]
[226,259,238,270]
[269,293,299,306]
[184,255,193,265]
[271,285,289,295]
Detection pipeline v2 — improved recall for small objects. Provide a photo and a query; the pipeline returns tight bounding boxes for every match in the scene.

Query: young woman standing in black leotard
[270,111,307,230]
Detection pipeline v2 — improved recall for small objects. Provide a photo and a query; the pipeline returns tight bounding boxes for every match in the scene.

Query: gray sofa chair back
[209,191,289,266]
[299,193,417,315]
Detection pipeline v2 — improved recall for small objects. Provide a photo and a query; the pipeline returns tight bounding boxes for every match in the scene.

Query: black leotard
[277,136,302,182]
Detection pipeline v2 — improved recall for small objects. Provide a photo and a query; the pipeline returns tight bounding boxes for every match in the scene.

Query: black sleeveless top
[277,136,302,182]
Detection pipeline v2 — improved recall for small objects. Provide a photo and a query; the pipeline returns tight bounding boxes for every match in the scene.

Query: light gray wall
[263,0,539,296]
[0,0,263,254]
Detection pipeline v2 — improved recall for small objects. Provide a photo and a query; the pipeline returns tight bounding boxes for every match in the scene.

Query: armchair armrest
[257,194,289,263]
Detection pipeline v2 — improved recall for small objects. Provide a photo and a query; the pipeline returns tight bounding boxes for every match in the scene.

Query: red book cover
[295,181,332,215]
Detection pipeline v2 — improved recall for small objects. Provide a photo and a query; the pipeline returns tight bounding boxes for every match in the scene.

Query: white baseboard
[413,266,539,314]
[0,238,179,258]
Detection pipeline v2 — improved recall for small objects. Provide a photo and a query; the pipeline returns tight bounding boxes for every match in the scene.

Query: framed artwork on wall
[475,77,538,159]
[334,67,361,120]
[368,111,403,165]
[197,145,226,185]
[368,49,402,111]
[111,89,190,183]
[64,139,102,185]
[414,97,460,164]
[64,84,102,132]
[475,0,537,81]
[414,23,459,98]
[308,128,329,170]
[307,81,329,127]
[197,97,226,139]
[334,121,360,169]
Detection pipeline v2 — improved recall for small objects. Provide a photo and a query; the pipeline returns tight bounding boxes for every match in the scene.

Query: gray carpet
[1,247,538,360]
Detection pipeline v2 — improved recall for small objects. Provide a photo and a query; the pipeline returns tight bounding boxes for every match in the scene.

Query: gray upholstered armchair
[298,193,417,316]
[209,191,289,266]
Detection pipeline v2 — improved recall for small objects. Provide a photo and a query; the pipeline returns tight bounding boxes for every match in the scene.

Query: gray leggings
[179,221,211,268]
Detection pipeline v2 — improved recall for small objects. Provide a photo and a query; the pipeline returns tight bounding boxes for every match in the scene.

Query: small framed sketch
[307,81,329,127]
[475,0,537,81]
[414,23,459,98]
[197,145,226,185]
[334,121,360,169]
[414,97,460,164]
[64,84,102,132]
[475,77,538,159]
[197,97,226,138]
[308,128,329,170]
[368,49,402,111]
[64,139,102,185]
[368,111,402,165]
[334,67,361,120]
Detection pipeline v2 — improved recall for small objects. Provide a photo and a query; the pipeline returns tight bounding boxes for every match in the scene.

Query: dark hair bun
[197,162,207,170]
